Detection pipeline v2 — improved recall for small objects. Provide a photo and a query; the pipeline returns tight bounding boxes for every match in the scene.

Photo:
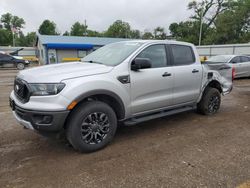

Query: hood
[17,62,113,83]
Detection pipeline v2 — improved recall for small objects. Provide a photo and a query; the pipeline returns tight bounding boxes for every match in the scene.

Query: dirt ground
[0,69,250,188]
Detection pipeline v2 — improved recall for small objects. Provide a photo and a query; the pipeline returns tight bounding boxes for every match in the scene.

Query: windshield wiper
[84,60,103,65]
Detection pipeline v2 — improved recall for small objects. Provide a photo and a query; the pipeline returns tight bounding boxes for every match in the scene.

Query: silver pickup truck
[10,40,234,152]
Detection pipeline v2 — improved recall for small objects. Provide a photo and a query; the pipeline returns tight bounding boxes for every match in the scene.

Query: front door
[130,44,174,115]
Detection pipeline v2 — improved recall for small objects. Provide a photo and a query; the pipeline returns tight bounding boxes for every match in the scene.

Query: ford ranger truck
[10,40,233,152]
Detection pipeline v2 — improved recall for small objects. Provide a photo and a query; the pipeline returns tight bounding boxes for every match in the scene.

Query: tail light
[232,66,236,81]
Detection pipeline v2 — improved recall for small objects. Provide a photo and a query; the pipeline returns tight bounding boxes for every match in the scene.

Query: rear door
[130,44,174,115]
[169,44,203,105]
[230,56,243,78]
[239,56,250,77]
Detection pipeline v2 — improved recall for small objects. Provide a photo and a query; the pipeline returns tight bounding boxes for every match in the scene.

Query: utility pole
[11,25,16,47]
[13,33,15,47]
[83,19,88,36]
[199,8,204,46]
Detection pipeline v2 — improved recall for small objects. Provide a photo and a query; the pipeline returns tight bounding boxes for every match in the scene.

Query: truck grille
[14,78,30,103]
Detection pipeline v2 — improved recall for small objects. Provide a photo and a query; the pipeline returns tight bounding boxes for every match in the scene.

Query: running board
[124,106,195,126]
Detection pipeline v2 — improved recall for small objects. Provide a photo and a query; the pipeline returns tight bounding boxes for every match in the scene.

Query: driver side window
[136,45,167,68]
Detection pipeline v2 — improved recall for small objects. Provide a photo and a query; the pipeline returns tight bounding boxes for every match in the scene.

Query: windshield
[206,55,233,63]
[82,41,144,66]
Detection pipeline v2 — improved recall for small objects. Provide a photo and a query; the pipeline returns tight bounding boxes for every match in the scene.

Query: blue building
[36,34,131,64]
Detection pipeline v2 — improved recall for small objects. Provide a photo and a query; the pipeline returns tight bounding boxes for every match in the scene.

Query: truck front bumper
[10,98,69,133]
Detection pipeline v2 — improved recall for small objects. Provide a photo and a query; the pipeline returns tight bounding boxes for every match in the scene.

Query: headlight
[25,60,29,64]
[29,83,65,96]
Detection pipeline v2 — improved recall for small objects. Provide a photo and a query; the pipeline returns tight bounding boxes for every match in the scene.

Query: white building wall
[197,43,250,57]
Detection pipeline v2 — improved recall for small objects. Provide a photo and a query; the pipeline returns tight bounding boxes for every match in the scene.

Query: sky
[0,0,193,34]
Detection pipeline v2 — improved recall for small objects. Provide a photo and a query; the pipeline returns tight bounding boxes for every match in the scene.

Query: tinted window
[230,56,241,64]
[0,53,7,58]
[137,45,167,68]
[171,45,195,65]
[0,54,12,60]
[240,56,250,62]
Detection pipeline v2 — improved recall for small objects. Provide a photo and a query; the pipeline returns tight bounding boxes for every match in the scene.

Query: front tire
[197,87,221,115]
[66,101,117,153]
[16,63,25,70]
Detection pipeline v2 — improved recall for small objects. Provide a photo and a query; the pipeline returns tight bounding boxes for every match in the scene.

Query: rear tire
[197,87,221,115]
[17,63,25,70]
[66,101,117,153]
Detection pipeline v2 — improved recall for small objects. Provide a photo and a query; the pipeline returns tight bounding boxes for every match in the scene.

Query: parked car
[0,53,29,70]
[205,55,250,78]
[9,40,233,153]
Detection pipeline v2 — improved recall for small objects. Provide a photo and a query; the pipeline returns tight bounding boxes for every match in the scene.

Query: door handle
[162,72,172,77]
[192,69,199,73]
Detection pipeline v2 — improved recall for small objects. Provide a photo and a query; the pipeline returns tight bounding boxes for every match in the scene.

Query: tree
[63,31,70,36]
[188,0,226,28]
[105,20,131,38]
[0,13,25,46]
[154,27,167,39]
[38,20,58,35]
[0,29,12,46]
[142,32,154,39]
[70,22,87,36]
[212,0,250,44]
[25,32,36,46]
[15,32,36,47]
[169,21,203,44]
[87,29,101,37]
[188,0,227,44]
[130,30,141,39]
[0,13,25,31]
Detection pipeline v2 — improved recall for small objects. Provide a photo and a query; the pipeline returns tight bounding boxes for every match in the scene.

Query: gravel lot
[0,69,250,188]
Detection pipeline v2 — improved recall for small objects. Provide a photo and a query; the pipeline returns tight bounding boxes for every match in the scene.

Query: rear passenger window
[136,45,167,68]
[171,45,195,65]
[240,56,250,62]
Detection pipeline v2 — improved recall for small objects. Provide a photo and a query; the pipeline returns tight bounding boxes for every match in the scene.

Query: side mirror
[131,58,152,71]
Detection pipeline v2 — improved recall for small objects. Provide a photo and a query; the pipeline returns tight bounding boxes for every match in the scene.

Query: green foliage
[169,0,250,45]
[0,29,12,46]
[16,32,36,47]
[212,0,250,44]
[154,27,167,40]
[130,30,141,39]
[142,32,154,39]
[38,20,58,35]
[86,30,102,37]
[0,13,25,31]
[105,20,131,38]
[3,0,250,47]
[70,22,87,36]
[63,31,70,36]
[169,21,201,44]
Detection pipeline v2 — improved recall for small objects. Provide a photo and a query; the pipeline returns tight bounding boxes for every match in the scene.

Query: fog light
[33,115,53,125]
[42,115,52,124]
